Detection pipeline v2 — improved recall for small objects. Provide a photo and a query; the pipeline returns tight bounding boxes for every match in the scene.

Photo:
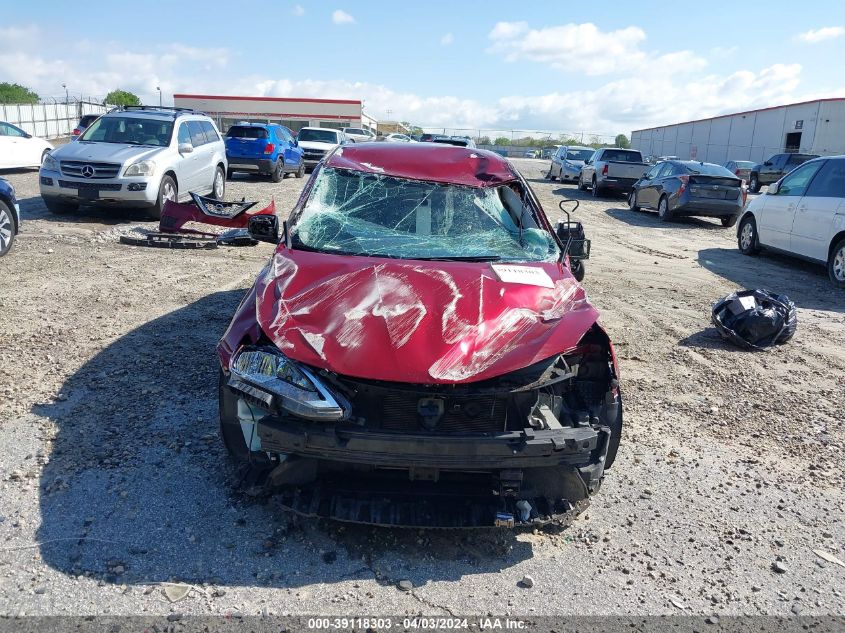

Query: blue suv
[224,123,305,182]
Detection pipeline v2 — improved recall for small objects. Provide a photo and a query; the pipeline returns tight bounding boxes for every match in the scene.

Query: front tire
[578,175,588,191]
[657,195,674,222]
[828,237,845,288]
[295,161,305,178]
[211,166,225,200]
[149,174,177,220]
[591,177,601,197]
[628,190,640,211]
[0,200,15,257]
[748,174,760,194]
[737,215,760,255]
[721,215,738,228]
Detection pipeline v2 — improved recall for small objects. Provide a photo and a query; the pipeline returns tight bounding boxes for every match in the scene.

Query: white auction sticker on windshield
[491,264,555,289]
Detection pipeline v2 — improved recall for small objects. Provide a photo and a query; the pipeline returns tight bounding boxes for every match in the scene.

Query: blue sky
[2,0,845,137]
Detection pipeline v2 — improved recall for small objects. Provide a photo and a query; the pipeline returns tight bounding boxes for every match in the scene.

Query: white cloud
[292,4,305,16]
[487,20,705,76]
[440,33,454,46]
[332,9,355,25]
[797,26,844,43]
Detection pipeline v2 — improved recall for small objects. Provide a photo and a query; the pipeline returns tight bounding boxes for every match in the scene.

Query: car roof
[563,145,593,150]
[230,122,273,127]
[300,126,338,131]
[673,160,724,168]
[325,143,518,188]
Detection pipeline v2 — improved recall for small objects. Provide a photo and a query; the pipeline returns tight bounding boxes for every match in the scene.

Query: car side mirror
[178,142,193,154]
[764,161,772,166]
[768,182,780,195]
[23,132,32,139]
[292,139,298,147]
[248,215,280,244]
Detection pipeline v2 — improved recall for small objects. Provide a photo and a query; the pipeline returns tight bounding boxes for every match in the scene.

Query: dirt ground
[0,156,843,619]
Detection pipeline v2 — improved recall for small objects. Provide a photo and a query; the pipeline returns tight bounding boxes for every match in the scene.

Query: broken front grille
[335,376,510,434]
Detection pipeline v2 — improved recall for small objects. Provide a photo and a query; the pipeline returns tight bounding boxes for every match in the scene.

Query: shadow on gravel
[698,247,844,313]
[33,291,532,589]
[605,207,725,230]
[22,199,155,224]
[677,327,749,351]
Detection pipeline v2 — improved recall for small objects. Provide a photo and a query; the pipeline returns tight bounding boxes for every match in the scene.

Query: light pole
[157,86,162,107]
[62,83,68,105]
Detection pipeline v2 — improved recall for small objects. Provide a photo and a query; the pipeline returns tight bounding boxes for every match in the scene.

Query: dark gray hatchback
[628,160,746,227]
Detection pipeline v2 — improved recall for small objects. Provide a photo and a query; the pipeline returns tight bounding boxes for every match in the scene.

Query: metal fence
[420,127,618,146]
[1,100,111,139]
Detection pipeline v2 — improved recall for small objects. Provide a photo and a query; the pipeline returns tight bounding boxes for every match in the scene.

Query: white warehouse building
[631,98,845,165]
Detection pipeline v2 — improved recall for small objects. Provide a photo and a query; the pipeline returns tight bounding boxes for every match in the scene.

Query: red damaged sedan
[217,143,621,528]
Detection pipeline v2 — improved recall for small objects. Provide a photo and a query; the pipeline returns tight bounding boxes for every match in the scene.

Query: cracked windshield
[291,167,558,261]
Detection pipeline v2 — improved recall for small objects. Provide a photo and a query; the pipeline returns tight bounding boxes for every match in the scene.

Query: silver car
[547,145,595,183]
[39,106,227,218]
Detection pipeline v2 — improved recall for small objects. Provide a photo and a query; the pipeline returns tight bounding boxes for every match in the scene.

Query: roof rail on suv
[115,105,206,116]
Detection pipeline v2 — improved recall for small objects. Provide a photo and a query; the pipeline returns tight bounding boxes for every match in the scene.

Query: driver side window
[776,161,822,197]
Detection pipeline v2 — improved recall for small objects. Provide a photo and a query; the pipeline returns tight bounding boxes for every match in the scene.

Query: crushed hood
[255,247,600,384]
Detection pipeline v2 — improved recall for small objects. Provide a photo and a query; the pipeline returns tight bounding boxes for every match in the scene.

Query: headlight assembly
[228,346,349,421]
[123,159,156,177]
[42,153,58,171]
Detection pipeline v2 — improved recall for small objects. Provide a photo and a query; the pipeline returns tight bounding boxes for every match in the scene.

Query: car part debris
[711,289,797,349]
[119,193,275,248]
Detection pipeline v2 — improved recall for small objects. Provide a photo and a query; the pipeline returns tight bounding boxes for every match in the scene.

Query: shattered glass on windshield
[290,168,558,261]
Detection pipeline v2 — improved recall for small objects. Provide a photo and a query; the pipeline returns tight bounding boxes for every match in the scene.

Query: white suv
[39,106,227,218]
[737,155,845,287]
[342,127,375,143]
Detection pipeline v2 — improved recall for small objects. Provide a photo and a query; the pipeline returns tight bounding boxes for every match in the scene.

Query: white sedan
[383,133,414,143]
[0,121,53,169]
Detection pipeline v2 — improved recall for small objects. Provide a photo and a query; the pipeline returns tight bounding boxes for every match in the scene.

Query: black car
[628,160,745,226]
[0,176,20,256]
[748,153,819,193]
[419,133,449,143]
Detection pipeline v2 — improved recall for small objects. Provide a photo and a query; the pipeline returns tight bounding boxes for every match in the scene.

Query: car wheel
[828,237,845,288]
[43,197,78,215]
[657,195,674,222]
[218,369,274,468]
[577,176,587,192]
[0,201,15,257]
[591,177,601,198]
[548,168,556,181]
[211,166,226,200]
[628,190,640,211]
[295,161,305,178]
[149,174,177,220]
[721,215,738,228]
[270,159,284,183]
[748,174,760,194]
[737,215,760,255]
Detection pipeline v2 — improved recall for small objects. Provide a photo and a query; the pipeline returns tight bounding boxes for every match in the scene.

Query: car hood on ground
[253,247,600,384]
[50,141,164,166]
[298,140,338,151]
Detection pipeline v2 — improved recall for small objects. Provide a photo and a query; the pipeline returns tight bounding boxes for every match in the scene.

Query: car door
[552,147,565,177]
[756,160,823,250]
[581,150,598,183]
[282,127,302,167]
[0,122,32,167]
[186,120,212,193]
[759,155,784,185]
[636,164,662,207]
[176,121,201,193]
[790,158,845,261]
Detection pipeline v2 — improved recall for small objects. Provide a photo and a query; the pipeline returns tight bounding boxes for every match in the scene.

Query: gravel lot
[0,156,843,619]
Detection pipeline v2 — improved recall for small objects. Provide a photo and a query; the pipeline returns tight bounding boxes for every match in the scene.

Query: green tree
[493,136,510,145]
[477,136,491,145]
[105,89,141,106]
[615,134,631,148]
[0,82,39,104]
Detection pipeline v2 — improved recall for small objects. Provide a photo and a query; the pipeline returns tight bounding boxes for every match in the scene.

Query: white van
[737,155,845,287]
